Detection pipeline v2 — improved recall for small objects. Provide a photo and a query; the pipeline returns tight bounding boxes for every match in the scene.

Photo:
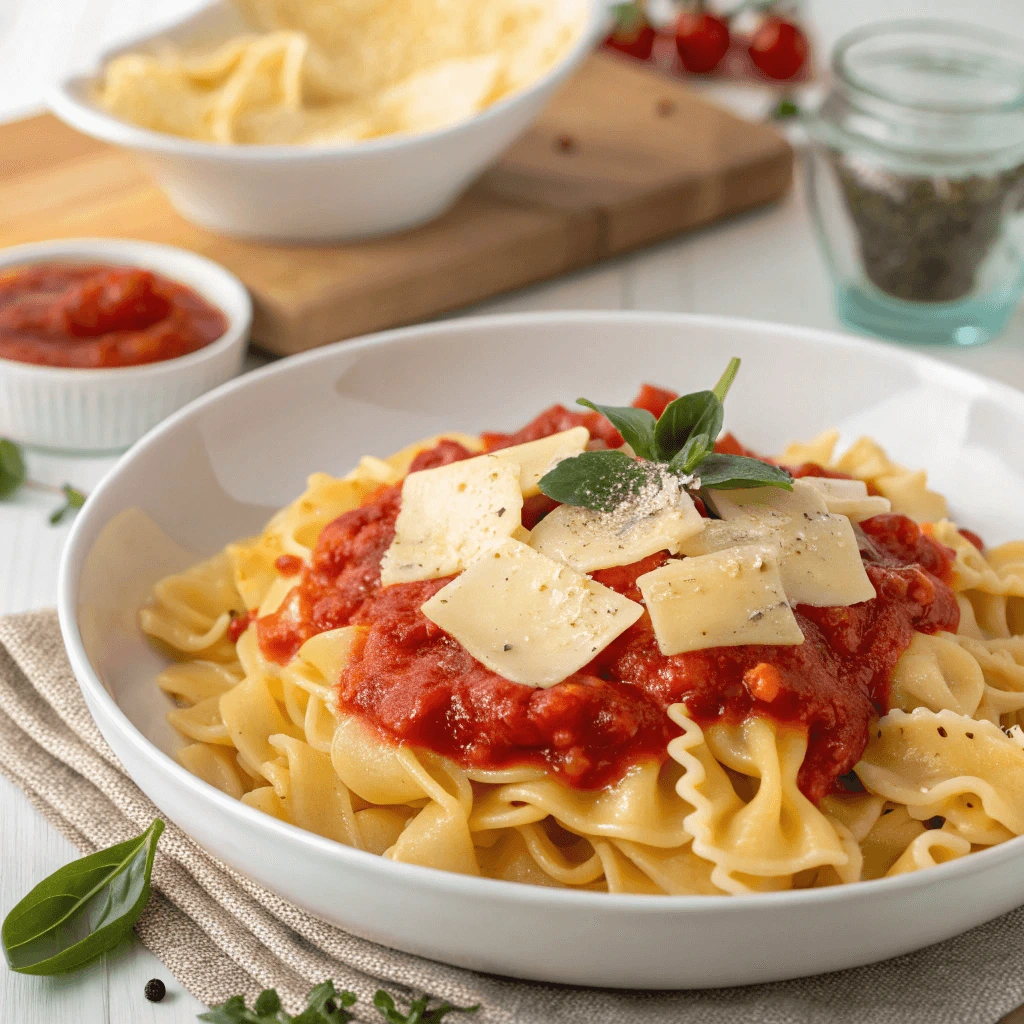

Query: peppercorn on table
[2,0,1024,1021]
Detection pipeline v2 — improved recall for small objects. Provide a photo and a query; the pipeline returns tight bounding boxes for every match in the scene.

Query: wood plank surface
[0,52,791,356]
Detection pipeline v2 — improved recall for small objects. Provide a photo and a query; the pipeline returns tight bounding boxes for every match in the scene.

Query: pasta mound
[140,430,1024,894]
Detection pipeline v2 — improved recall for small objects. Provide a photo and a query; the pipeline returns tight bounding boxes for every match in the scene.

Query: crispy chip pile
[97,0,584,146]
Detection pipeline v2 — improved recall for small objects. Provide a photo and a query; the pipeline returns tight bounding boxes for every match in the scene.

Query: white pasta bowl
[58,312,1024,988]
[47,0,602,241]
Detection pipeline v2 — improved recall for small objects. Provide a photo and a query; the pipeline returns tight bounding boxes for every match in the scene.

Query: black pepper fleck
[923,815,945,830]
[496,507,506,517]
[966,732,974,739]
[144,979,166,1003]
[937,726,948,738]
[503,643,513,651]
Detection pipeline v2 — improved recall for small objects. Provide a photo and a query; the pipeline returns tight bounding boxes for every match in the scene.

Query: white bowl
[0,238,251,452]
[48,0,603,242]
[57,312,1024,988]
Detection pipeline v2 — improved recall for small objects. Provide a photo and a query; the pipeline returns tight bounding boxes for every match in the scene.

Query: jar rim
[833,19,1024,116]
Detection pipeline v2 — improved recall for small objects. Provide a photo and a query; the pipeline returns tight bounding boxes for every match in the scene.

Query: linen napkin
[2,609,1024,1024]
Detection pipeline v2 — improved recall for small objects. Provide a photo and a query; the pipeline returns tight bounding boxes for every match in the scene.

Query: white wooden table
[2,1,1022,1020]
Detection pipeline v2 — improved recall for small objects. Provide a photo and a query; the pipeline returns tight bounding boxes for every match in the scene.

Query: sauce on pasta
[0,262,227,368]
[256,395,960,801]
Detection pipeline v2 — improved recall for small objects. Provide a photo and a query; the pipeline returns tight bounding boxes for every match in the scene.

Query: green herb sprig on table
[0,437,87,525]
[199,983,479,1024]
[537,357,792,514]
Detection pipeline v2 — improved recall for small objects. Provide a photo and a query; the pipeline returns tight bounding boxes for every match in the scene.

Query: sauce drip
[256,397,959,800]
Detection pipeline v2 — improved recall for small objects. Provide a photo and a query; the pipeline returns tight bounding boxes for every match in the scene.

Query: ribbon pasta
[141,431,1024,895]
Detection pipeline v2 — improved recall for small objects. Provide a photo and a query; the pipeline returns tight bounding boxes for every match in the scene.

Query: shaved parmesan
[637,548,804,656]
[710,479,828,520]
[529,494,705,572]
[380,456,523,585]
[679,510,876,608]
[801,477,892,522]
[486,427,589,497]
[421,539,643,688]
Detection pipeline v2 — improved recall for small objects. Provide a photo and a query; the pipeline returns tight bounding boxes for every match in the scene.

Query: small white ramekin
[0,238,252,452]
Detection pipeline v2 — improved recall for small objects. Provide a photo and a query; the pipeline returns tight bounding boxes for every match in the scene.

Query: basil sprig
[198,982,478,1024]
[539,358,792,514]
[2,819,163,975]
[0,436,88,525]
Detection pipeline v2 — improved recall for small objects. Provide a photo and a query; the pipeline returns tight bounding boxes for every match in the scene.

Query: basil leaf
[653,391,723,462]
[696,453,793,491]
[538,450,651,512]
[254,989,282,1016]
[576,399,657,459]
[49,484,88,526]
[2,819,163,975]
[670,432,712,475]
[197,995,253,1024]
[0,438,26,500]
[300,980,357,1023]
[373,991,478,1024]
[712,357,741,403]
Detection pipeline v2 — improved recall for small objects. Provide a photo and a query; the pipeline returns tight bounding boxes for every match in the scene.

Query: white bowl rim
[47,0,606,162]
[56,309,1024,913]
[0,237,252,379]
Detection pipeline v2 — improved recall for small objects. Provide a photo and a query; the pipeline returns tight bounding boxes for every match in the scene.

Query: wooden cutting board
[0,52,792,357]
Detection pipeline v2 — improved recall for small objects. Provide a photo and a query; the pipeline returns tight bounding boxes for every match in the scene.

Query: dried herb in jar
[831,152,1024,303]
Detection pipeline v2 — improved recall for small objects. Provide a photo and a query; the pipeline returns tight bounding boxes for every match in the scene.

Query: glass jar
[804,20,1024,346]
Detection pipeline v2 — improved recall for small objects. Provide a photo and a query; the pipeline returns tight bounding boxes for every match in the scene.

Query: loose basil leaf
[576,399,657,459]
[712,357,741,403]
[653,391,723,462]
[0,438,26,500]
[696,453,793,491]
[2,819,163,975]
[373,990,478,1024]
[670,432,712,475]
[538,450,651,512]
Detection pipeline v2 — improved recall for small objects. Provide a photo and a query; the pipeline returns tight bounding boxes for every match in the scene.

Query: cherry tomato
[748,17,808,80]
[675,11,730,74]
[603,18,657,61]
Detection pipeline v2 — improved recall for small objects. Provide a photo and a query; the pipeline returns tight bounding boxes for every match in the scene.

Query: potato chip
[96,0,584,147]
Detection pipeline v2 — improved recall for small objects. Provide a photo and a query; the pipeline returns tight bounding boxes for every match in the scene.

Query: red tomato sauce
[256,397,959,801]
[0,262,228,368]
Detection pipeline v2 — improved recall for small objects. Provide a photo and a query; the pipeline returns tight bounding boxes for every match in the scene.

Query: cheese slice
[678,510,876,608]
[379,456,523,585]
[486,427,589,498]
[637,548,804,656]
[801,476,892,522]
[421,539,643,687]
[529,494,705,573]
[710,479,829,521]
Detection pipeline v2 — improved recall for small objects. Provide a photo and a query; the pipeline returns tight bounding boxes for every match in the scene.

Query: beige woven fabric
[2,609,1024,1024]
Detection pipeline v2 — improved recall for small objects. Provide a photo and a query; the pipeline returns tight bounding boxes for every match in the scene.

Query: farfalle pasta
[141,380,1024,894]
